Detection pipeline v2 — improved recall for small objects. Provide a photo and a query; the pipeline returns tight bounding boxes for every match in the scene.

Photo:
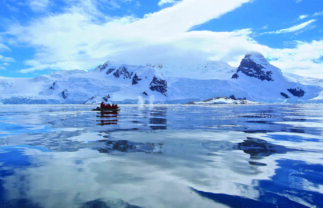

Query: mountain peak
[232,52,278,81]
[95,61,119,72]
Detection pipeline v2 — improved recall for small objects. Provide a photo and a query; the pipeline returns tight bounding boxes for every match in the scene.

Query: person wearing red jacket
[100,102,105,109]
[99,102,119,110]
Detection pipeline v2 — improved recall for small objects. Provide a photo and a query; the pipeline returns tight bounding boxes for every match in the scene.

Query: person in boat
[110,104,118,109]
[100,102,105,109]
[100,102,118,110]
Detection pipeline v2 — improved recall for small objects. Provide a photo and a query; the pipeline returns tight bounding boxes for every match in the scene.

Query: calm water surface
[0,104,322,208]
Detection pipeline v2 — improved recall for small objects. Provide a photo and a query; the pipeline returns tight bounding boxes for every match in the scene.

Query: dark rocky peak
[106,67,116,75]
[102,94,111,102]
[150,76,167,96]
[232,53,274,81]
[132,73,142,85]
[49,81,57,90]
[95,62,116,75]
[96,62,109,72]
[113,65,133,79]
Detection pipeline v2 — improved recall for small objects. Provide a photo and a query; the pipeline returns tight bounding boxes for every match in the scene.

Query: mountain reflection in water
[237,137,298,159]
[0,104,322,208]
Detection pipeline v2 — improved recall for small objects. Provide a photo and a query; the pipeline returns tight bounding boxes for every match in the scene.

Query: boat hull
[92,107,120,112]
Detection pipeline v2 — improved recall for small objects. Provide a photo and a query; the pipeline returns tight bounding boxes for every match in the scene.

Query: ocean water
[0,104,322,208]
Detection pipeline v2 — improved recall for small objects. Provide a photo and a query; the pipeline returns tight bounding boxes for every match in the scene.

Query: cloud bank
[3,0,323,78]
[7,0,251,72]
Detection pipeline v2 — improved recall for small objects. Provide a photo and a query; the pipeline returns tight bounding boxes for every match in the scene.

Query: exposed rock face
[106,68,115,75]
[232,53,273,81]
[49,81,57,90]
[113,66,133,79]
[102,95,110,102]
[142,91,148,96]
[95,61,116,75]
[96,62,168,97]
[61,89,69,99]
[280,92,290,99]
[231,73,239,79]
[84,96,96,104]
[229,95,236,100]
[149,76,167,96]
[96,62,108,71]
[288,87,305,97]
[132,73,142,85]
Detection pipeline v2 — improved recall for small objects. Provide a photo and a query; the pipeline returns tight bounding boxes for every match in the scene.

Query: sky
[0,0,322,78]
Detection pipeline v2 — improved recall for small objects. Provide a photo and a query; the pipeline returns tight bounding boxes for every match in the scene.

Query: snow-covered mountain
[230,53,321,102]
[0,62,168,104]
[0,53,321,104]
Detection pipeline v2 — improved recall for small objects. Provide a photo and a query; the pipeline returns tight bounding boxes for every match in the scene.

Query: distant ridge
[0,53,321,104]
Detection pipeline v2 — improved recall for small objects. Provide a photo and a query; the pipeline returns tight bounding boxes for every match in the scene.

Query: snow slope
[0,53,321,104]
[147,60,235,80]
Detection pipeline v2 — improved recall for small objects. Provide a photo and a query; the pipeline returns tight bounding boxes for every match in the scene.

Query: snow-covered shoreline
[188,96,259,105]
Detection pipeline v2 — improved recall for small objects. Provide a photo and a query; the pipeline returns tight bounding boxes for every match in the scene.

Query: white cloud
[266,40,323,78]
[0,54,15,70]
[7,0,251,72]
[0,43,10,52]
[299,14,307,20]
[267,19,316,34]
[28,0,50,12]
[158,0,178,6]
[5,0,323,78]
[0,37,14,70]
[0,55,14,63]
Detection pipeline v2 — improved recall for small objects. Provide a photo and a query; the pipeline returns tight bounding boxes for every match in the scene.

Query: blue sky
[0,0,322,78]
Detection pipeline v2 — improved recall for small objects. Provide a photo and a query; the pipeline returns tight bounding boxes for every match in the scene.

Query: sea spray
[137,96,145,105]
